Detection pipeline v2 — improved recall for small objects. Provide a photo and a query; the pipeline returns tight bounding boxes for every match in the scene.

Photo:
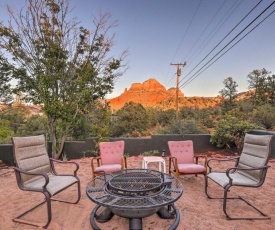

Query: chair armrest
[91,156,101,173]
[50,158,79,176]
[194,155,207,169]
[168,156,178,170]
[13,167,49,192]
[207,156,239,172]
[225,165,271,185]
[122,156,127,169]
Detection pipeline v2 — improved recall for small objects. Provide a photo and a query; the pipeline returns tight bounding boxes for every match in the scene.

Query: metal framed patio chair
[205,133,273,220]
[12,135,81,228]
[91,141,127,179]
[168,140,207,178]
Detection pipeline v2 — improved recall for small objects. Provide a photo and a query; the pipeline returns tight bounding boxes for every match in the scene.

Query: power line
[180,4,275,89]
[181,0,227,62]
[170,0,203,64]
[180,0,243,82]
[184,0,243,68]
[165,0,202,90]
[179,0,275,89]
[180,0,262,85]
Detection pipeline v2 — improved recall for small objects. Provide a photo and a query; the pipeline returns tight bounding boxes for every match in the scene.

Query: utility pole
[170,62,186,118]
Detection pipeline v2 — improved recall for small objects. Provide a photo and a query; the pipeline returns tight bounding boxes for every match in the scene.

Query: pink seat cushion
[178,164,206,174]
[94,164,122,173]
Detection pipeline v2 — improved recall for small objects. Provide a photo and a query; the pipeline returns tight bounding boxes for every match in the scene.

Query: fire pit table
[86,168,183,230]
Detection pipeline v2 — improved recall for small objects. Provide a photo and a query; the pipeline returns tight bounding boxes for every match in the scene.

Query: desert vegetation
[1,68,275,155]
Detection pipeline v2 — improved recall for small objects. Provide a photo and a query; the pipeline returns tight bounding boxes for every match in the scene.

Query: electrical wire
[164,0,203,89]
[180,0,242,81]
[180,3,275,89]
[181,0,227,62]
[179,0,263,84]
[184,0,243,69]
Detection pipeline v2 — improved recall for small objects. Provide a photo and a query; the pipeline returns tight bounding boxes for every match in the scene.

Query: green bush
[252,104,275,129]
[156,119,208,134]
[210,115,260,153]
[141,150,159,156]
[0,120,14,143]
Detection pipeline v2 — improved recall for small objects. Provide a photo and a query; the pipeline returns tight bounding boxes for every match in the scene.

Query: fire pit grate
[86,168,183,230]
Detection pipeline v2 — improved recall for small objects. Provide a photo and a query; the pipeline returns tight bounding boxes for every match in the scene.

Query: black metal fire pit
[86,169,183,230]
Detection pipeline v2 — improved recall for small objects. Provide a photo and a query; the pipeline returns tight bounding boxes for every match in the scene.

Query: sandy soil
[1,154,275,230]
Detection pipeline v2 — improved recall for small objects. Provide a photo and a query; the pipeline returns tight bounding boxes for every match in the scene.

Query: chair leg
[13,192,52,229]
[13,181,81,228]
[223,186,270,220]
[204,176,211,198]
[205,178,271,220]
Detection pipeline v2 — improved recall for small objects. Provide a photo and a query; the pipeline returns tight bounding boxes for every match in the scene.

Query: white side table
[142,156,166,173]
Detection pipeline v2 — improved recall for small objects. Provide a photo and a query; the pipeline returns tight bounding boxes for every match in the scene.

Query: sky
[1,0,274,98]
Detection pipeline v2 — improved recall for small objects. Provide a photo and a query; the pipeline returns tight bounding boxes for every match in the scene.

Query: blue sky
[1,0,274,98]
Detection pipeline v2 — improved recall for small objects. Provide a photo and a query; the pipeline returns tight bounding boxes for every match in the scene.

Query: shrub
[252,104,275,129]
[156,119,208,134]
[141,150,159,156]
[210,115,260,153]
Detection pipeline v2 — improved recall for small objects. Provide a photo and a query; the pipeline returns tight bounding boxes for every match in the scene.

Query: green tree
[179,106,195,120]
[0,0,127,158]
[266,74,275,105]
[226,108,246,120]
[193,108,214,128]
[0,119,14,143]
[110,102,148,137]
[247,68,269,105]
[0,104,31,134]
[0,54,13,104]
[252,104,275,129]
[219,77,238,111]
[18,114,49,136]
[146,107,161,127]
[210,115,259,153]
[156,119,208,134]
[157,109,176,126]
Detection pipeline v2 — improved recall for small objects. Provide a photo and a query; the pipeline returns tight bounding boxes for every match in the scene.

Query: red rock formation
[108,78,184,111]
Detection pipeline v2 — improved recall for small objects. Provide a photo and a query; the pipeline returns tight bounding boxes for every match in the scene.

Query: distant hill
[0,103,42,116]
[108,78,223,111]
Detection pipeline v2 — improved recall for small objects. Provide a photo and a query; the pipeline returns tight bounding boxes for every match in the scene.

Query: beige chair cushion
[23,173,78,196]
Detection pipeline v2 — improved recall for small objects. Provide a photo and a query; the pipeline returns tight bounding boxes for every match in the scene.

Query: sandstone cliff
[109,78,185,111]
[108,78,222,111]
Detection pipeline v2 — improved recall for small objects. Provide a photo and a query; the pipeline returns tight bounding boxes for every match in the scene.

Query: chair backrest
[12,135,51,184]
[99,141,125,165]
[168,140,194,164]
[238,134,273,182]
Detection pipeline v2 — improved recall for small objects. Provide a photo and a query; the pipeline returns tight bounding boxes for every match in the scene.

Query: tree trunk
[56,135,66,160]
[49,117,58,159]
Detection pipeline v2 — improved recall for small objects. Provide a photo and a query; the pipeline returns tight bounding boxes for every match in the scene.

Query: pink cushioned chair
[91,141,127,179]
[168,140,207,178]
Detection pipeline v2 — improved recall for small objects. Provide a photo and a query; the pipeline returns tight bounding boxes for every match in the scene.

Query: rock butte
[108,78,222,111]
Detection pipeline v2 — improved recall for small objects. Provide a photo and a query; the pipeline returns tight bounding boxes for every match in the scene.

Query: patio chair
[12,135,81,228]
[168,140,207,178]
[91,141,127,179]
[205,134,273,220]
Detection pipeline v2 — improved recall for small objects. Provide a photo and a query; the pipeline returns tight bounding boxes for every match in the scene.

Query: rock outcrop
[108,78,185,111]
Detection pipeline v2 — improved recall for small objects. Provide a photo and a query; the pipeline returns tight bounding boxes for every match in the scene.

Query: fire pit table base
[90,204,181,230]
[129,218,142,230]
